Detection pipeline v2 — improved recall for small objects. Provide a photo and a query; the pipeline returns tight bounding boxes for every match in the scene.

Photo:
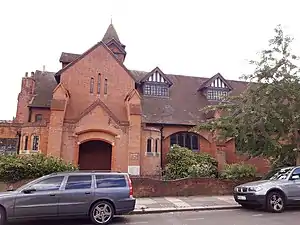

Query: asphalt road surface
[9,208,300,225]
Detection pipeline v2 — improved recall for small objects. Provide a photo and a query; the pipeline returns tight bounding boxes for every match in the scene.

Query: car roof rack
[49,170,122,175]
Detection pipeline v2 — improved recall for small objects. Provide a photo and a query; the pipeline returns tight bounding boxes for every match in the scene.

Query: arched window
[90,77,94,93]
[170,132,199,152]
[146,138,152,153]
[155,138,159,153]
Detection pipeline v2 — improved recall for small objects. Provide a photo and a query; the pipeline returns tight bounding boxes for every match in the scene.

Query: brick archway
[78,140,112,170]
[74,129,117,171]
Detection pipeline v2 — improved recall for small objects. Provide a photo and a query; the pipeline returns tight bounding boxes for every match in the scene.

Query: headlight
[248,186,262,192]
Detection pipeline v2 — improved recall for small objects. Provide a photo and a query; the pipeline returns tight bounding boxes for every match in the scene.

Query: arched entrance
[78,140,112,170]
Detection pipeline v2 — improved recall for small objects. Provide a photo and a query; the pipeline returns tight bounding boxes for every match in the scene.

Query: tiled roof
[28,67,248,125]
[28,70,57,108]
[59,52,80,64]
[130,70,248,125]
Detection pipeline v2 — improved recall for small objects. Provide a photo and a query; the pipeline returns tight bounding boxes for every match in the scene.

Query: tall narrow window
[90,78,94,93]
[24,136,28,150]
[97,73,101,94]
[104,78,108,95]
[32,136,40,151]
[147,138,152,153]
[155,139,159,153]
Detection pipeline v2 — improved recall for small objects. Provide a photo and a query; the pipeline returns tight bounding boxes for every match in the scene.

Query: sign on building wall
[0,138,18,155]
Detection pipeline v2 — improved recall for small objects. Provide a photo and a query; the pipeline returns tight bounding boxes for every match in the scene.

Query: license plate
[237,195,246,200]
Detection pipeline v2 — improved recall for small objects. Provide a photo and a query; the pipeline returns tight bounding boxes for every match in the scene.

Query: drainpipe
[160,125,164,174]
[16,131,21,155]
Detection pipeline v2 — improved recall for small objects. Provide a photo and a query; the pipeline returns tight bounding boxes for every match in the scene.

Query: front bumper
[233,192,265,206]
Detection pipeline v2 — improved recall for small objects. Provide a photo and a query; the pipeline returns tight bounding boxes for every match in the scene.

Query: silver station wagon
[234,166,300,213]
[0,171,136,225]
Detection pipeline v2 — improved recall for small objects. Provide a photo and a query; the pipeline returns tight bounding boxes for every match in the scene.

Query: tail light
[126,174,133,198]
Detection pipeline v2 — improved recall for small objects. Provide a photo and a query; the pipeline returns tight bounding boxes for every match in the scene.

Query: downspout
[16,131,21,154]
[160,125,164,173]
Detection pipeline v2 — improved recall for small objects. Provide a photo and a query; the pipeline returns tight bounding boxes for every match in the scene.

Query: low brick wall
[0,177,258,198]
[131,177,257,197]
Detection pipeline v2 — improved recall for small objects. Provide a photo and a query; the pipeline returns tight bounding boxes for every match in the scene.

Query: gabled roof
[138,67,173,86]
[198,73,233,91]
[105,38,126,54]
[102,24,121,44]
[54,42,136,81]
[28,70,57,108]
[59,52,80,64]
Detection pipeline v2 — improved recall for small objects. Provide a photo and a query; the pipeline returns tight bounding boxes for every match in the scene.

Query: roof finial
[110,15,112,24]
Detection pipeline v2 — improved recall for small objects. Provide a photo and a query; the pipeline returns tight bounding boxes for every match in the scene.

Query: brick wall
[131,177,258,197]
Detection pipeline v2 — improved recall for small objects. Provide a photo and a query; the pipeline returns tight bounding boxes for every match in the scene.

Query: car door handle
[49,193,56,196]
[85,192,91,195]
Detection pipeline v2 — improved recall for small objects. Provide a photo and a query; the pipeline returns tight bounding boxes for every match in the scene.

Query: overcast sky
[0,0,299,119]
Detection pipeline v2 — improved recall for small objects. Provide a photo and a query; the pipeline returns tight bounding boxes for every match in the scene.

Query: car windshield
[262,167,294,181]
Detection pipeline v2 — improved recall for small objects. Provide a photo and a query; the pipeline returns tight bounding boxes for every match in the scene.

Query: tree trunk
[297,152,300,166]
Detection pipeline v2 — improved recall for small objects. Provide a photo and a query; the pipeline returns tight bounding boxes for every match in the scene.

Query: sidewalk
[133,195,241,214]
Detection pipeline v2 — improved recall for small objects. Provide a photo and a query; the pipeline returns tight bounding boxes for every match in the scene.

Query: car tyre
[0,207,7,225]
[266,191,285,213]
[90,201,114,225]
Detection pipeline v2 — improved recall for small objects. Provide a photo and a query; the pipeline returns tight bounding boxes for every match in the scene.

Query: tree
[193,25,300,167]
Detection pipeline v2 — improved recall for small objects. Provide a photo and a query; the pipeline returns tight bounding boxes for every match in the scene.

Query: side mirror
[291,175,300,180]
[23,188,36,194]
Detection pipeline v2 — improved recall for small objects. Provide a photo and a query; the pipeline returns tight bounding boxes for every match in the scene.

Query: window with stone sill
[146,138,152,153]
[23,135,28,150]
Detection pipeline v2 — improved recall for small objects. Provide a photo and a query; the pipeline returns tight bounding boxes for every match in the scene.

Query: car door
[286,168,300,201]
[14,175,65,219]
[58,174,94,216]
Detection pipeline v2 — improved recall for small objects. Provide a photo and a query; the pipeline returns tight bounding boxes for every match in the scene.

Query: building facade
[0,24,269,175]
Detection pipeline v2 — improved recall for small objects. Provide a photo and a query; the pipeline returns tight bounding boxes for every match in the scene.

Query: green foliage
[192,24,300,166]
[164,145,218,180]
[0,154,78,182]
[220,163,257,180]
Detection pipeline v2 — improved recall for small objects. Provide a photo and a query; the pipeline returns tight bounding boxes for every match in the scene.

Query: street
[11,208,300,225]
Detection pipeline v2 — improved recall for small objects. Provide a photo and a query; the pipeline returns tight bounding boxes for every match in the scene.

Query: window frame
[146,138,152,153]
[104,78,108,95]
[35,114,43,122]
[97,73,101,94]
[170,132,199,152]
[31,135,40,152]
[143,83,169,97]
[95,174,127,189]
[90,77,94,93]
[64,175,93,190]
[22,176,65,192]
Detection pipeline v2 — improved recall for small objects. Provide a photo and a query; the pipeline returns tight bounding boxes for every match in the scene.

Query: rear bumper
[115,198,136,215]
[233,193,265,206]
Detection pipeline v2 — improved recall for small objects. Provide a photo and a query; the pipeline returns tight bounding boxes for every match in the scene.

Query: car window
[292,168,300,175]
[65,175,92,190]
[263,167,293,181]
[96,174,127,188]
[29,176,64,192]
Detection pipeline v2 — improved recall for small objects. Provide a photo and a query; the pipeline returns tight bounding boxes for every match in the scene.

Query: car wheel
[90,201,114,225]
[266,191,285,213]
[0,207,7,225]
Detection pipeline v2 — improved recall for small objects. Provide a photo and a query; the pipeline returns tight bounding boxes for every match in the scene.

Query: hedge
[0,154,78,182]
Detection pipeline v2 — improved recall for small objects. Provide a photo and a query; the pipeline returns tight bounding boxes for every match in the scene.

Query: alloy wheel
[92,202,113,224]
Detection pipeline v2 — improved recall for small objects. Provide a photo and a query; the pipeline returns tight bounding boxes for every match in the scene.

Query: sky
[0,0,299,119]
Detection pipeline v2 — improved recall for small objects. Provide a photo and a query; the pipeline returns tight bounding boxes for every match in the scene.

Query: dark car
[0,171,135,225]
[233,166,300,212]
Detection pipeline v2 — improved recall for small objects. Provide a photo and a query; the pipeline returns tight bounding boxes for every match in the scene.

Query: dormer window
[198,73,233,101]
[140,67,173,98]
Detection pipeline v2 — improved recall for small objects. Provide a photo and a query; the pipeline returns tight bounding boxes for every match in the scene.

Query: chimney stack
[43,65,45,72]
[31,72,34,77]
[25,72,28,77]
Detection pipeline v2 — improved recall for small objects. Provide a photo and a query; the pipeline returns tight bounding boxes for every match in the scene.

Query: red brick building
[0,23,269,175]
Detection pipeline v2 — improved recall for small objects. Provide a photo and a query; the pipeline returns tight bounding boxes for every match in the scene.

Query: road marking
[126,222,149,224]
[185,217,205,221]
[252,214,263,217]
[164,197,191,208]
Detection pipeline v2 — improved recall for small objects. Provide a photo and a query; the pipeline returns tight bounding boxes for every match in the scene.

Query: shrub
[220,163,257,180]
[0,153,78,182]
[164,145,218,180]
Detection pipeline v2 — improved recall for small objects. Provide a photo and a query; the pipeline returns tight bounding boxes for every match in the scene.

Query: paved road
[9,208,300,225]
